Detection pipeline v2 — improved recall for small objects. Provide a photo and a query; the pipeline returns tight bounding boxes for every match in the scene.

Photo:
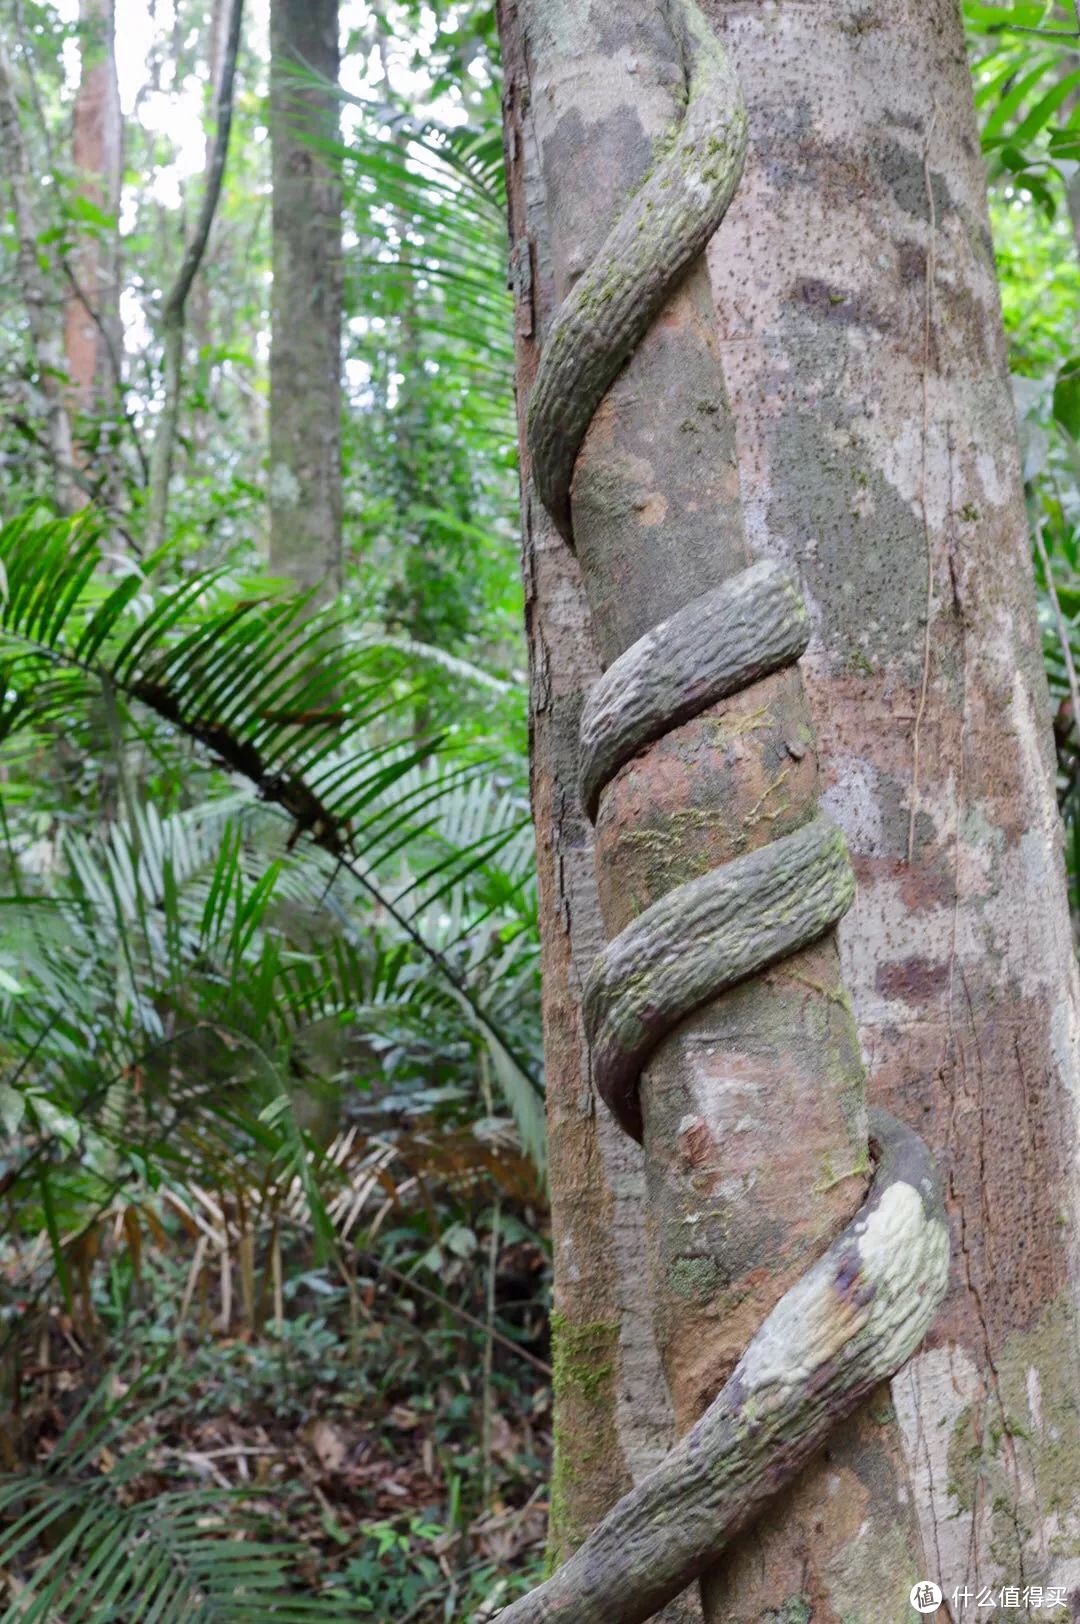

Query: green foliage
[0,1243,548,1619]
[344,1510,538,1620]
[1053,352,1080,435]
[339,88,520,694]
[0,3,546,1616]
[0,511,543,1211]
[967,0,1080,216]
[0,508,546,1610]
[993,196,1080,381]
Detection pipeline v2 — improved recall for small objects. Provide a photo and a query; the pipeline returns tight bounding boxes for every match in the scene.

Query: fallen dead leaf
[302,1418,347,1474]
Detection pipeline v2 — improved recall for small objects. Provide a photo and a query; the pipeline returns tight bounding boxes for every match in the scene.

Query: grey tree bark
[501,0,943,1619]
[190,0,233,466]
[268,0,343,595]
[501,0,1080,1620]
[707,0,1080,1613]
[499,12,713,1616]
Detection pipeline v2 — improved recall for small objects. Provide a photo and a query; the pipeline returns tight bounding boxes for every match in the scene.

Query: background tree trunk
[268,0,342,594]
[64,0,122,419]
[695,0,1080,1615]
[190,0,232,466]
[0,36,78,513]
[145,0,242,553]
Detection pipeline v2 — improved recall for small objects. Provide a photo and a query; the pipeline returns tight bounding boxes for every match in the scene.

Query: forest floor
[0,1219,551,1621]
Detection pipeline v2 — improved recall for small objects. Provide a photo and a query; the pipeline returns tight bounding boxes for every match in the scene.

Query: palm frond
[0,516,542,1113]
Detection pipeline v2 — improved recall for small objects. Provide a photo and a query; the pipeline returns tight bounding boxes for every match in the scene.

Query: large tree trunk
[705,0,1080,1611]
[64,0,122,419]
[268,0,342,594]
[501,0,1080,1619]
[499,2,942,1620]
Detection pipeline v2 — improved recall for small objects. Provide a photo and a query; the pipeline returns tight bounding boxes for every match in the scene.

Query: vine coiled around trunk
[500,4,950,1621]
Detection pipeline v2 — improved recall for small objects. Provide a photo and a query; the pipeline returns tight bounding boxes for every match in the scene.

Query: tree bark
[700,0,1080,1615]
[499,22,696,1612]
[503,0,1080,1619]
[190,0,232,465]
[499,2,945,1620]
[268,0,342,595]
[65,0,122,419]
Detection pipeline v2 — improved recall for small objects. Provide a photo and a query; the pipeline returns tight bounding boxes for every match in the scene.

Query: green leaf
[1010,66,1080,145]
[0,1081,25,1134]
[1049,125,1080,160]
[1053,356,1080,439]
[966,0,1050,27]
[37,1167,74,1317]
[63,194,117,228]
[982,56,1057,140]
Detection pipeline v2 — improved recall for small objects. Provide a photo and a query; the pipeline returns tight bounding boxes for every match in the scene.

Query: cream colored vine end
[496,1112,949,1624]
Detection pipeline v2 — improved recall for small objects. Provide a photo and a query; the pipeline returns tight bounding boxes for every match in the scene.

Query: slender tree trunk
[190,0,231,465]
[145,0,243,552]
[268,0,342,595]
[704,0,1080,1613]
[0,36,78,513]
[65,0,122,418]
[1067,170,1080,261]
[264,0,344,1144]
